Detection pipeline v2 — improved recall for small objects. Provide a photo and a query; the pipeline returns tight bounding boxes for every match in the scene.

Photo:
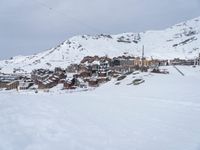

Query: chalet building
[38,80,55,89]
[158,60,169,66]
[0,80,20,90]
[98,71,107,77]
[134,57,152,67]
[111,59,120,66]
[37,75,60,89]
[84,76,110,87]
[31,69,53,82]
[79,71,92,78]
[184,59,195,66]
[63,81,76,89]
[6,81,19,90]
[150,59,160,67]
[70,65,92,79]
[0,74,20,89]
[90,64,99,74]
[170,58,194,66]
[133,58,169,71]
[110,66,134,74]
[109,70,121,78]
[39,74,64,89]
[0,81,10,89]
[66,64,79,73]
[79,56,113,79]
[32,68,67,89]
[167,54,200,66]
[54,67,66,78]
[133,57,142,67]
[88,78,99,87]
[78,65,89,73]
[81,56,100,64]
[111,56,135,67]
[110,56,135,73]
[143,60,151,67]
[89,76,110,87]
[194,53,200,66]
[54,67,65,73]
[18,81,34,90]
[99,57,111,72]
[97,77,110,84]
[91,60,111,77]
[54,71,67,80]
[59,79,66,84]
[0,74,19,81]
[119,58,134,66]
[63,77,80,89]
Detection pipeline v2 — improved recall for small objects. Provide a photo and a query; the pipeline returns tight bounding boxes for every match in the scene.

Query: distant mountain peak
[0,16,200,73]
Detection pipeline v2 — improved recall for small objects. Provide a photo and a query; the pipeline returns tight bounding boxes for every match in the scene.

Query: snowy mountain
[1,16,200,73]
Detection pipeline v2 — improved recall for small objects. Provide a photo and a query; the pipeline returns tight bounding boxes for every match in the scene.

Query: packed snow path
[0,66,200,150]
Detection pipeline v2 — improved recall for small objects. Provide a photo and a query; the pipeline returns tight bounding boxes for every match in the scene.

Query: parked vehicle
[133,79,145,85]
[117,75,126,81]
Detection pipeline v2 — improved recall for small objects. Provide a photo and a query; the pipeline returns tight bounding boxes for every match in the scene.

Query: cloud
[0,0,200,59]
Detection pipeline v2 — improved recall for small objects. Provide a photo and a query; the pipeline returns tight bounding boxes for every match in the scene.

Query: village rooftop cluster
[0,54,200,92]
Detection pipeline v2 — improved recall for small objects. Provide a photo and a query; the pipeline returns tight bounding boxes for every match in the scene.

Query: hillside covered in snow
[0,16,200,73]
[0,66,200,150]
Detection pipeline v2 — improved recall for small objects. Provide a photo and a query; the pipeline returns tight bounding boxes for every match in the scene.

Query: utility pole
[141,45,144,72]
[194,52,200,66]
[198,53,200,65]
[194,58,196,66]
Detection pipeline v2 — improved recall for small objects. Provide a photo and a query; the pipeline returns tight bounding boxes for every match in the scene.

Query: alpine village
[0,48,200,93]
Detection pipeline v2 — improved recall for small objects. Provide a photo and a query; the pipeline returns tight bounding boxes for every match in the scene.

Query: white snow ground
[0,66,200,150]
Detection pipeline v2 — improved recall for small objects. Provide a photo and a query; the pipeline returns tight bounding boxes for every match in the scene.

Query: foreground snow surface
[0,66,200,150]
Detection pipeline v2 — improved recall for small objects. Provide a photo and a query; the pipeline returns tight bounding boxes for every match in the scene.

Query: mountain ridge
[0,16,200,73]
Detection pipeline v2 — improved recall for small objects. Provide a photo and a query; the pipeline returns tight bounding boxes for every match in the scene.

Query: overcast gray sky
[1,0,200,60]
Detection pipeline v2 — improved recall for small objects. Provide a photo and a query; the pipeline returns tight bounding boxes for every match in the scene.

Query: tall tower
[141,45,144,72]
[198,53,200,65]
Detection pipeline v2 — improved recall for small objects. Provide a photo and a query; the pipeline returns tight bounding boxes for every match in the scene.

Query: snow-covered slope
[0,66,200,150]
[1,17,200,73]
